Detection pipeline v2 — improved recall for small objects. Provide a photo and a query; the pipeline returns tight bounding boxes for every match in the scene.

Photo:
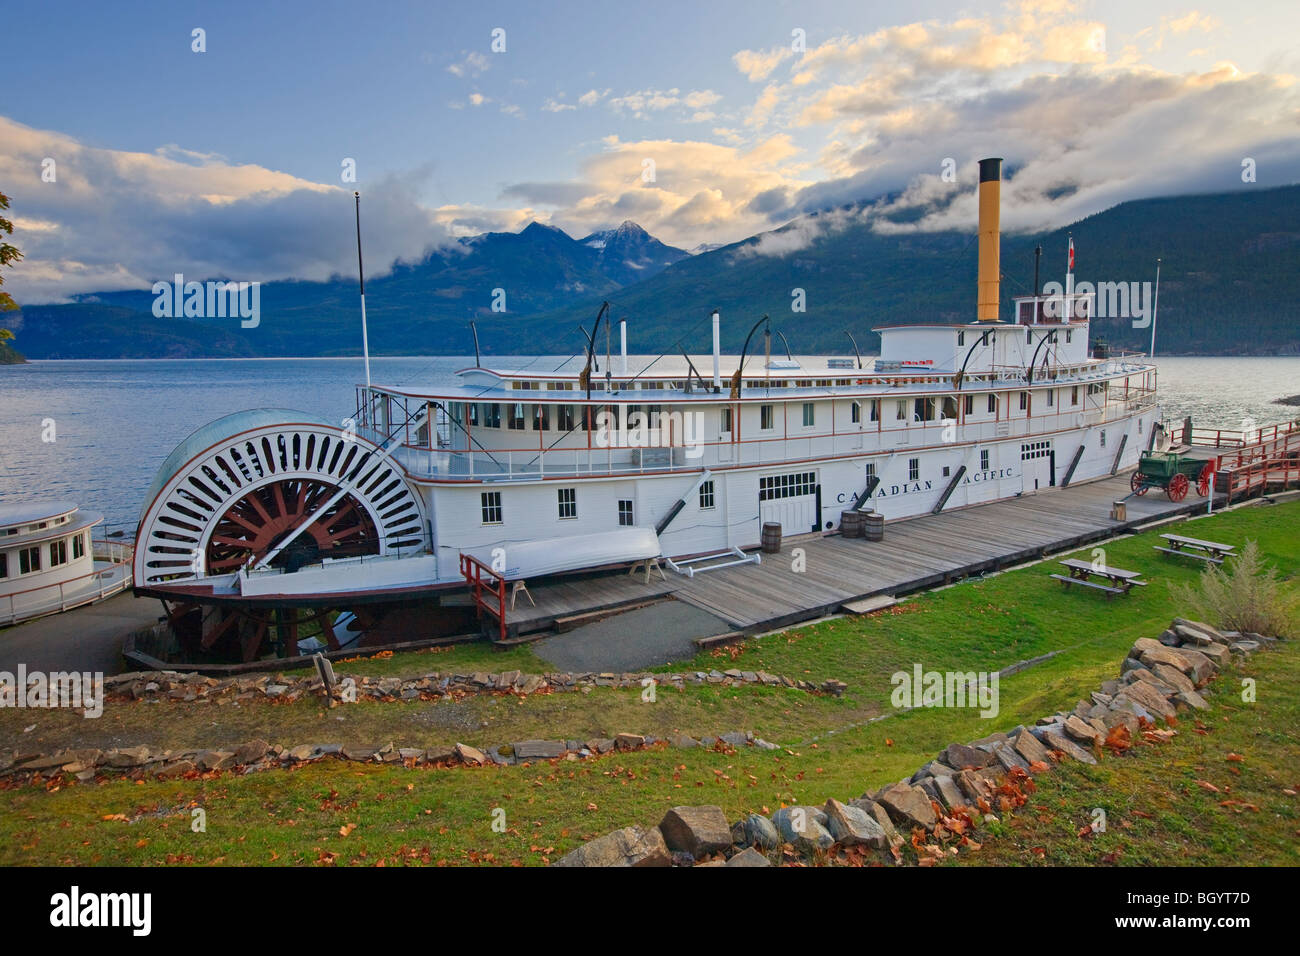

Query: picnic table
[1050,558,1148,597]
[1154,533,1236,565]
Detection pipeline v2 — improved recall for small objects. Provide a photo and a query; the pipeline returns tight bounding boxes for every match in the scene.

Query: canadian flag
[1068,237,1075,272]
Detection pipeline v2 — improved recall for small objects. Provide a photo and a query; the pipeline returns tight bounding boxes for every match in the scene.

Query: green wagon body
[1132,452,1213,501]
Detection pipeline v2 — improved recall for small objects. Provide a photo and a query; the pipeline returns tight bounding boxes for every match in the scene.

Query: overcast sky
[4,0,1299,302]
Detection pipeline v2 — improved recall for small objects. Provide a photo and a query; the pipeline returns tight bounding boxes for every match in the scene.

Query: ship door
[1020,440,1054,492]
[759,470,819,534]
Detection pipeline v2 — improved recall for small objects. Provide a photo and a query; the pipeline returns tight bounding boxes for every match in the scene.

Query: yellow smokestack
[976,157,1002,322]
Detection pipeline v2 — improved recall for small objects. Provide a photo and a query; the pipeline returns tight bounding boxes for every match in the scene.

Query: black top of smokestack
[978,157,1003,183]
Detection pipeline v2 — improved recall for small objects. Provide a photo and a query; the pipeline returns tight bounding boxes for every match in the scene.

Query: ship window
[699,480,715,510]
[1021,441,1052,460]
[1019,391,1028,411]
[1066,330,1073,344]
[941,396,958,420]
[557,488,577,519]
[556,405,576,431]
[987,394,997,414]
[533,404,550,430]
[869,399,880,422]
[484,403,501,428]
[508,404,526,430]
[0,553,6,577]
[1046,389,1054,407]
[964,394,974,416]
[720,407,733,433]
[980,449,990,471]
[943,465,951,477]
[957,331,965,346]
[866,462,877,481]
[1071,386,1079,406]
[467,403,479,427]
[618,499,634,526]
[19,546,40,574]
[49,539,68,567]
[802,402,815,427]
[850,401,861,424]
[760,472,816,500]
[1100,429,1107,447]
[481,491,503,525]
[73,533,86,560]
[1026,328,1033,344]
[760,405,774,430]
[908,458,920,481]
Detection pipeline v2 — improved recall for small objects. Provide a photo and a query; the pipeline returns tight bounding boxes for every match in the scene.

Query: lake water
[1,355,1296,532]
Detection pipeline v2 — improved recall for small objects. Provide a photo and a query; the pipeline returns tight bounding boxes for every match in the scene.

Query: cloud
[446,51,490,78]
[542,96,576,112]
[733,46,794,82]
[0,116,455,302]
[606,88,722,118]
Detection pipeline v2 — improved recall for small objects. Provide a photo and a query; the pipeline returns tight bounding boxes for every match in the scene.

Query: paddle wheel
[133,409,441,662]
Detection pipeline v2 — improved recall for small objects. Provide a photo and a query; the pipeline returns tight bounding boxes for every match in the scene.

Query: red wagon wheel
[1130,472,1149,496]
[1167,473,1190,502]
[1196,462,1213,496]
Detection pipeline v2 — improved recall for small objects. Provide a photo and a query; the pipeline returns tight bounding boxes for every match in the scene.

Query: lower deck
[496,464,1230,639]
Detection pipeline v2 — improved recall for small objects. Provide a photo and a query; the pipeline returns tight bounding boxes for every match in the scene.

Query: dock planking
[670,473,1224,631]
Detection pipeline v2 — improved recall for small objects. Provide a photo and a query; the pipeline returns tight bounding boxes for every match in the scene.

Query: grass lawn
[1,498,1297,866]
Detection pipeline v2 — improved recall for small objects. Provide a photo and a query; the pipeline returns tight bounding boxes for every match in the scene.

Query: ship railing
[0,543,134,627]
[377,401,1148,480]
[1214,455,1300,502]
[1179,420,1300,452]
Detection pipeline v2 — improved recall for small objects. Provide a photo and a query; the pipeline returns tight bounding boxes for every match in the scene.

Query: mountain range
[4,186,1299,359]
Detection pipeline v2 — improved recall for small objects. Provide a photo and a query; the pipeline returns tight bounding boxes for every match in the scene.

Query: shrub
[1169,539,1293,638]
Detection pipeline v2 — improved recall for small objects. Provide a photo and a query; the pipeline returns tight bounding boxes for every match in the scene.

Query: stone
[1013,729,1050,766]
[1118,680,1177,720]
[733,813,781,850]
[877,782,937,831]
[1131,669,1180,696]
[18,753,74,772]
[1129,637,1166,659]
[1174,619,1227,644]
[197,750,236,771]
[1063,715,1102,744]
[669,735,702,748]
[233,739,270,765]
[1041,730,1098,765]
[614,733,645,751]
[719,731,748,748]
[341,745,377,762]
[770,806,835,853]
[513,740,566,760]
[1150,663,1196,695]
[1157,629,1181,646]
[726,847,771,867]
[1176,688,1211,711]
[587,738,615,754]
[851,799,902,847]
[1174,647,1217,684]
[1139,646,1194,674]
[933,773,968,811]
[1195,643,1230,667]
[287,744,317,762]
[823,799,888,849]
[939,742,994,770]
[160,760,195,777]
[1229,641,1261,655]
[398,748,425,761]
[992,742,1029,773]
[553,825,671,867]
[659,806,732,857]
[454,743,488,765]
[956,769,994,804]
[106,745,152,768]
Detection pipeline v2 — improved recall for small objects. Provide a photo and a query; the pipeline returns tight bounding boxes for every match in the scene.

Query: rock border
[550,619,1282,867]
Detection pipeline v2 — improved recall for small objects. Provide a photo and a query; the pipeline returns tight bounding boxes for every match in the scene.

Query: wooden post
[313,652,338,708]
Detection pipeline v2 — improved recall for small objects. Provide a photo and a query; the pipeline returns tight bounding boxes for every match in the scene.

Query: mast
[354,191,371,387]
[1150,258,1161,358]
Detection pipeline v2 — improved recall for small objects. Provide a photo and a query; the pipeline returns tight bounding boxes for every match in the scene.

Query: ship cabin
[351,288,1156,488]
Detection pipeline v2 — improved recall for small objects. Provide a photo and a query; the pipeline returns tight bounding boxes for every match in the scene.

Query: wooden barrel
[863,512,884,541]
[760,522,782,553]
[840,510,865,538]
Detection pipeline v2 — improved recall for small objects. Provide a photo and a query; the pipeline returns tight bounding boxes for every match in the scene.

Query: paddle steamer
[132,158,1162,653]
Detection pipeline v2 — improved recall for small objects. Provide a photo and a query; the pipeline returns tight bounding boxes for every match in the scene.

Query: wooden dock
[669,473,1223,632]
[477,470,1230,641]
